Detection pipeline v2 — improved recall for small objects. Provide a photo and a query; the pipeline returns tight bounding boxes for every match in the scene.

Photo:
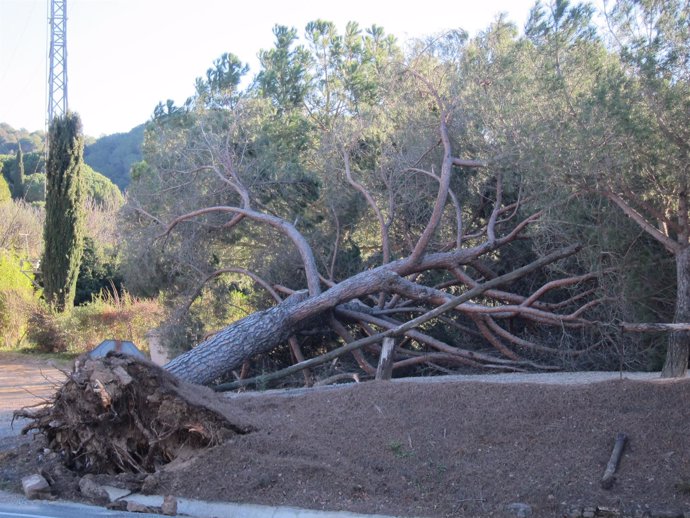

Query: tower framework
[47,0,68,124]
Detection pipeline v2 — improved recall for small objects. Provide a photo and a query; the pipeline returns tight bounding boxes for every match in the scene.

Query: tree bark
[375,338,396,380]
[662,246,690,377]
[620,323,690,333]
[165,290,310,384]
[601,432,627,490]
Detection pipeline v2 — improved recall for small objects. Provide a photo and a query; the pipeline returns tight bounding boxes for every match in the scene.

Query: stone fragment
[79,474,108,502]
[102,484,132,502]
[106,501,128,511]
[161,495,178,516]
[21,473,50,500]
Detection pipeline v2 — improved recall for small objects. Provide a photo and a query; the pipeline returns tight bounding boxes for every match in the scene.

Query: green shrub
[0,252,40,348]
[0,175,10,203]
[27,289,165,354]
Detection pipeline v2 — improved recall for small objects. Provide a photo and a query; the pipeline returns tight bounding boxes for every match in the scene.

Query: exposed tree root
[14,354,251,475]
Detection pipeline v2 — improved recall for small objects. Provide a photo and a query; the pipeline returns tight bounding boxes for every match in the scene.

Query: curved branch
[486,173,503,245]
[162,205,322,296]
[602,190,680,254]
[471,314,520,360]
[336,308,555,370]
[392,352,483,370]
[484,316,569,355]
[521,273,598,307]
[328,204,341,281]
[409,107,453,263]
[407,167,463,247]
[329,316,377,376]
[383,272,590,327]
[343,149,391,263]
[450,266,544,308]
[405,69,454,263]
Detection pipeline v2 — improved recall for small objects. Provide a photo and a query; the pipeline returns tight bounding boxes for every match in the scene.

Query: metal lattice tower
[47,0,68,124]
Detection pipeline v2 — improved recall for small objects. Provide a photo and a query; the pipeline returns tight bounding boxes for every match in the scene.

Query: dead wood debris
[14,353,250,475]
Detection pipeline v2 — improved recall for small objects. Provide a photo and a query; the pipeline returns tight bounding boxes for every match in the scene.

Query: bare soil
[1,353,689,517]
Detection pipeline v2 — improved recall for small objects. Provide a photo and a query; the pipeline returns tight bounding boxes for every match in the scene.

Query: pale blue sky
[1,0,538,137]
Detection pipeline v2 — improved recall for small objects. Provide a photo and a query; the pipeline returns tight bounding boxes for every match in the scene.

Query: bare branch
[484,317,570,355]
[452,158,488,168]
[329,316,377,376]
[335,308,551,369]
[343,149,391,264]
[602,190,680,254]
[328,204,341,281]
[407,167,463,247]
[620,322,690,333]
[161,205,322,296]
[213,245,577,391]
[471,314,520,360]
[486,173,503,244]
[521,273,598,307]
[131,205,165,227]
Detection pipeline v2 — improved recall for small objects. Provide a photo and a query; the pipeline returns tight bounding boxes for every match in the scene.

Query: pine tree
[42,112,85,312]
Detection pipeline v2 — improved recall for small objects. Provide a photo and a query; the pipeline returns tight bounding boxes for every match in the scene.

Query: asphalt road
[0,499,164,518]
[0,358,65,440]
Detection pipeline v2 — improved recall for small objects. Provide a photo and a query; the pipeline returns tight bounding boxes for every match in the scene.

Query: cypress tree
[42,112,85,312]
[14,145,25,198]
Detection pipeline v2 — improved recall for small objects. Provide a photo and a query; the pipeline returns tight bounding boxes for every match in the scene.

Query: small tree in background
[14,145,25,198]
[42,112,85,312]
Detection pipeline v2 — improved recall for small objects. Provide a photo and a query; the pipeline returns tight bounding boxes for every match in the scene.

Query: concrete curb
[125,493,401,518]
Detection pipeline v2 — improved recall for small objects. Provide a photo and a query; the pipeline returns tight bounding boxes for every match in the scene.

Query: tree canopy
[117,3,690,386]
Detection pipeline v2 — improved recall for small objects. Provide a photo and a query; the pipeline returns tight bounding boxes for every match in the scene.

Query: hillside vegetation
[0,123,144,192]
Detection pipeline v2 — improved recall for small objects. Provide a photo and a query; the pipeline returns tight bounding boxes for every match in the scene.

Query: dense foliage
[0,150,123,207]
[0,123,44,154]
[0,122,141,195]
[120,2,690,380]
[83,124,144,190]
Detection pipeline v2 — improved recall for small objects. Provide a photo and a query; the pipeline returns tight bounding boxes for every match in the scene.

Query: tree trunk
[375,338,396,381]
[165,268,403,384]
[662,246,690,378]
[164,290,310,384]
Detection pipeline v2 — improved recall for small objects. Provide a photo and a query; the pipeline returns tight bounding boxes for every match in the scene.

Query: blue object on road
[87,340,147,360]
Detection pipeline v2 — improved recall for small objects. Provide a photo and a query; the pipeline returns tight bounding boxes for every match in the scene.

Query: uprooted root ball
[14,354,251,475]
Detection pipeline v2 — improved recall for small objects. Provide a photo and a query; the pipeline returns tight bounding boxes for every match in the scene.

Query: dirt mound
[3,367,690,517]
[14,354,251,474]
